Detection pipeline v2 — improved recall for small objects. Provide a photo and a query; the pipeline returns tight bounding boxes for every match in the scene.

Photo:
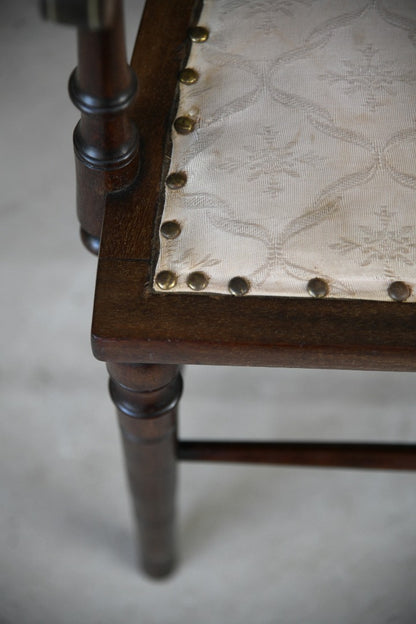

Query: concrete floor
[1,2,416,622]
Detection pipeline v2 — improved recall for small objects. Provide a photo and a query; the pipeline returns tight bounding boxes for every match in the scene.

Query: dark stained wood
[107,362,182,577]
[48,0,141,252]
[92,259,416,370]
[45,0,416,579]
[73,0,140,251]
[178,441,416,471]
[99,0,201,260]
[40,0,117,29]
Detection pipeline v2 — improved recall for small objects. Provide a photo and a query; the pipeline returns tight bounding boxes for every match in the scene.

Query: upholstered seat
[155,0,416,301]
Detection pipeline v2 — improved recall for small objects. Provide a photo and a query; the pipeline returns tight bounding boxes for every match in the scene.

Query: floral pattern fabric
[154,0,416,301]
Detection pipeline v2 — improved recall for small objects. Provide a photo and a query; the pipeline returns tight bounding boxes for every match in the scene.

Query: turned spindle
[41,0,140,253]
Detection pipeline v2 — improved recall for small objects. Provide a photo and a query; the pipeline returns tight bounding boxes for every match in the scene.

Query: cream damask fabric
[154,0,416,301]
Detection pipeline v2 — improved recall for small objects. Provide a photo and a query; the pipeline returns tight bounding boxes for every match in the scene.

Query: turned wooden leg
[107,363,182,578]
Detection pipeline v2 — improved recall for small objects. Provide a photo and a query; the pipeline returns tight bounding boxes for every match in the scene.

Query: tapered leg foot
[107,363,182,577]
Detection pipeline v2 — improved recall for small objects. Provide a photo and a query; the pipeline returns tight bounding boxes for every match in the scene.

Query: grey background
[1,1,415,622]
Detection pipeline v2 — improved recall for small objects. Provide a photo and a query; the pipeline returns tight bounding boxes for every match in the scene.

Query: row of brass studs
[156,27,211,293]
[161,170,184,239]
[307,278,411,301]
[156,25,248,297]
[155,270,209,292]
[173,27,209,135]
[155,270,250,294]
[156,270,412,301]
